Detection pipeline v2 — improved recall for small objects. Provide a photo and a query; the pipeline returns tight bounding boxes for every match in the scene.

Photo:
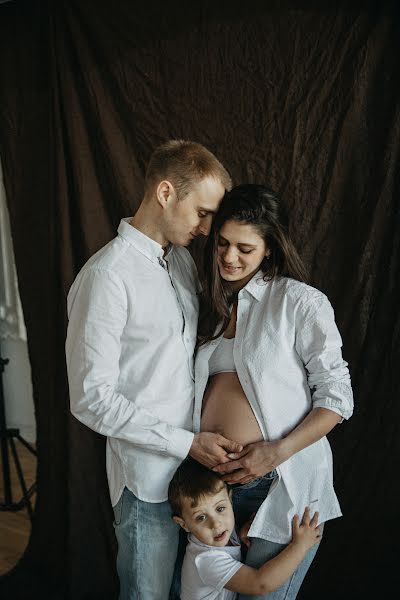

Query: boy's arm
[226,509,321,596]
[225,542,308,595]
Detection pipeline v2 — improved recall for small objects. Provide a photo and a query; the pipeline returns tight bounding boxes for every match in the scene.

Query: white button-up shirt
[194,273,354,544]
[66,219,198,505]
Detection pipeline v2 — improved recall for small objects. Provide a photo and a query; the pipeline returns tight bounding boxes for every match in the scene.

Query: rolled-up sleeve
[295,293,354,421]
[65,268,194,459]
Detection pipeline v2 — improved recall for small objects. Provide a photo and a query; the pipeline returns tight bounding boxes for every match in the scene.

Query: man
[65,140,241,599]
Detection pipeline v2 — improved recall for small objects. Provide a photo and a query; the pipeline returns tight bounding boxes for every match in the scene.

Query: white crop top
[208,337,236,376]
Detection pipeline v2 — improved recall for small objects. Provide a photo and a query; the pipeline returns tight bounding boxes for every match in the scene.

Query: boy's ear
[173,515,190,532]
[228,488,233,500]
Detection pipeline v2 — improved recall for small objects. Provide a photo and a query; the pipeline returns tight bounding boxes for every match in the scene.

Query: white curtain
[0,157,27,341]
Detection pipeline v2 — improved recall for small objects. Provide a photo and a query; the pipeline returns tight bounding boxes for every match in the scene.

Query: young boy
[168,458,321,599]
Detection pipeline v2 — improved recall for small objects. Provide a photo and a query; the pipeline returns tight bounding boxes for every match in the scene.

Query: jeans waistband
[229,469,277,490]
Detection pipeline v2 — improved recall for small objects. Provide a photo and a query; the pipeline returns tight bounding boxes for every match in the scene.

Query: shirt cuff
[166,427,195,460]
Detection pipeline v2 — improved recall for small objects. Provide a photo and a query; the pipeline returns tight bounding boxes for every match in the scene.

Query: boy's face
[174,486,235,547]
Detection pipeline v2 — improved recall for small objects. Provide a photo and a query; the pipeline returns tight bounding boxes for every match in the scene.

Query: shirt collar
[240,270,269,301]
[117,218,170,263]
[189,530,241,549]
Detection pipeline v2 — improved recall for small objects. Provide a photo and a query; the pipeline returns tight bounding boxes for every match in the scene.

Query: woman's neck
[229,267,260,292]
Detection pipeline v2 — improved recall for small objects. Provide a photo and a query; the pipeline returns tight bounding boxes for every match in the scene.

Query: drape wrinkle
[0,1,398,598]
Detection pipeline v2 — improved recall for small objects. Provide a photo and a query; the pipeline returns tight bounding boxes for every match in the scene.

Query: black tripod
[0,347,37,521]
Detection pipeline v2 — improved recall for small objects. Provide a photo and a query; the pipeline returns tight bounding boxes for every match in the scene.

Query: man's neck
[129,205,168,248]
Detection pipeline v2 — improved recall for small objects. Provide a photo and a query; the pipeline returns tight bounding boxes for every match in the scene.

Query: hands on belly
[212,439,289,484]
[189,431,243,469]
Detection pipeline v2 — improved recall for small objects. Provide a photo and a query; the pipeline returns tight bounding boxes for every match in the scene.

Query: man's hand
[189,432,243,469]
[212,439,289,484]
[291,507,322,551]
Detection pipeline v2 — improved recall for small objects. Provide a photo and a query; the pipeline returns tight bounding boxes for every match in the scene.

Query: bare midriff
[201,372,264,446]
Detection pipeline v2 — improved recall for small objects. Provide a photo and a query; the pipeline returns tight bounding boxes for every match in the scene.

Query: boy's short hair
[144,139,232,200]
[168,458,228,517]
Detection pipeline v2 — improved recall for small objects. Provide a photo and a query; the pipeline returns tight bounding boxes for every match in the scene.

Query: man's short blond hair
[144,140,232,199]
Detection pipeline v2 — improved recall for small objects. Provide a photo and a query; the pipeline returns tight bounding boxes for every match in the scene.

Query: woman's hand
[212,440,289,484]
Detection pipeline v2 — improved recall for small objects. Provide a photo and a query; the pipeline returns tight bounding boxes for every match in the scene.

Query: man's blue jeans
[113,487,180,600]
[232,473,321,600]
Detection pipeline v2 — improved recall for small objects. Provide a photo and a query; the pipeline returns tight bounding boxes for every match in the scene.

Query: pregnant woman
[194,184,354,599]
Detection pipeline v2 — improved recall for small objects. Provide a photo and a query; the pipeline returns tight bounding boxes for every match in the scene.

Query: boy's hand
[291,507,321,551]
[239,512,256,548]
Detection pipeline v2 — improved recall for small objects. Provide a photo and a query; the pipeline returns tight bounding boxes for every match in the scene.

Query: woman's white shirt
[194,273,354,544]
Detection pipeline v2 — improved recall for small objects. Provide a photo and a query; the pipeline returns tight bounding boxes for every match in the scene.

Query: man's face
[164,176,226,246]
[174,486,235,547]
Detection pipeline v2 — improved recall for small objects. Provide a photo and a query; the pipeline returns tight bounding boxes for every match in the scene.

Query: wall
[0,159,36,443]
[1,337,36,443]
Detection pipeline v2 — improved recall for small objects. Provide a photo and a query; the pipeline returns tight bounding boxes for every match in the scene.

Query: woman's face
[217,220,269,286]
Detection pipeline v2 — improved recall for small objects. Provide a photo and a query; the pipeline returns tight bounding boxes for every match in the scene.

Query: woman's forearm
[214,408,342,480]
[279,407,341,461]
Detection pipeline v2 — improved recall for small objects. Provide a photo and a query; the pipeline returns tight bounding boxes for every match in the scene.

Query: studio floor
[0,440,36,575]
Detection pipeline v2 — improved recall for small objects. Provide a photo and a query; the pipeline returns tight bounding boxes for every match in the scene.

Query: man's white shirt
[66,219,198,505]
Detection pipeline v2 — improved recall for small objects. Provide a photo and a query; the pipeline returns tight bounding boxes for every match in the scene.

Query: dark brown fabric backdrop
[0,1,399,598]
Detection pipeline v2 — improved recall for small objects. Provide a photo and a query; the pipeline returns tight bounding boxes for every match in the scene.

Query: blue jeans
[113,487,180,600]
[232,473,321,600]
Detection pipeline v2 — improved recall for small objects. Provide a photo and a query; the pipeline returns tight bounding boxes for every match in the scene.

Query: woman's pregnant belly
[201,373,263,446]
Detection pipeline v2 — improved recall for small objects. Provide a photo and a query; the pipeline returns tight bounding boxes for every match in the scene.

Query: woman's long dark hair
[198,184,308,345]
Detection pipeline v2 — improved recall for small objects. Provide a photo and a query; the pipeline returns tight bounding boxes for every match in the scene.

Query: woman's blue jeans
[113,487,180,600]
[232,473,321,600]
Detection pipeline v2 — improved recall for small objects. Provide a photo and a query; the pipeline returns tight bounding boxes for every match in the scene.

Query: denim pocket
[113,489,125,526]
